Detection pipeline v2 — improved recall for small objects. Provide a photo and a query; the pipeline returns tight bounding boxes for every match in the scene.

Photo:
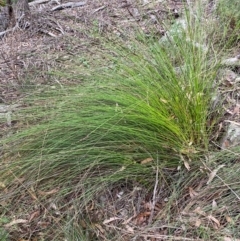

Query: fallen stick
[51,1,86,11]
[29,0,50,6]
[0,25,17,38]
[221,55,240,67]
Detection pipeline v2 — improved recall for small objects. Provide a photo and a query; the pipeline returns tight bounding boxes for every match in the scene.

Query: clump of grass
[215,0,240,49]
[0,4,223,240]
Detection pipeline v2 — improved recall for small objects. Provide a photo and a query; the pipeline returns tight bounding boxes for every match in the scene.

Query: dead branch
[29,0,50,6]
[51,1,86,11]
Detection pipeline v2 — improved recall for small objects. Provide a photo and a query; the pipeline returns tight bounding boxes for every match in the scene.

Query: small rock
[221,122,240,149]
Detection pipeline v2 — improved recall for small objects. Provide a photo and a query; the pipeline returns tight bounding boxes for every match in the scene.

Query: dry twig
[51,1,86,11]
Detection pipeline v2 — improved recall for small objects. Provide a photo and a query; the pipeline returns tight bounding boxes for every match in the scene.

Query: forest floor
[0,0,240,240]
